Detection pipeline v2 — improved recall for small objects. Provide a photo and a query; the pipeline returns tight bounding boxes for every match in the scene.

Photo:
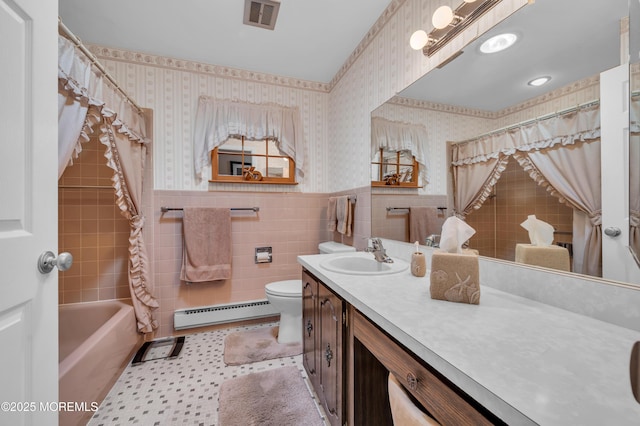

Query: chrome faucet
[365,238,394,263]
[425,234,440,248]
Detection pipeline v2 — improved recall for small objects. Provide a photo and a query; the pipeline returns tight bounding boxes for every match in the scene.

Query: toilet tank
[318,241,356,254]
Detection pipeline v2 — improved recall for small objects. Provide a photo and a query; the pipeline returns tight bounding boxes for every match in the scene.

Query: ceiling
[59,0,629,110]
[399,0,629,112]
[58,0,392,83]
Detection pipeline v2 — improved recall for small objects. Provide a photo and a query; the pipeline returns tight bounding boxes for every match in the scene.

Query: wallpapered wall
[90,0,529,195]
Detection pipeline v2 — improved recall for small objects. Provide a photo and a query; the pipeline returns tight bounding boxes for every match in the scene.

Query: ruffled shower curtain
[58,35,158,333]
[451,104,602,276]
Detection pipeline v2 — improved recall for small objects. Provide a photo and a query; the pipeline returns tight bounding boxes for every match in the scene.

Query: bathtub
[59,300,142,426]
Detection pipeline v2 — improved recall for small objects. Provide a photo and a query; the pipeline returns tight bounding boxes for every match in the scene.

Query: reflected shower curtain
[451,155,509,218]
[514,140,602,276]
[451,104,601,274]
[58,34,158,333]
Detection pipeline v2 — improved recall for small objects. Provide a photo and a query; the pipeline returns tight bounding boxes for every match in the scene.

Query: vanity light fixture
[528,76,551,87]
[479,33,518,54]
[410,0,503,57]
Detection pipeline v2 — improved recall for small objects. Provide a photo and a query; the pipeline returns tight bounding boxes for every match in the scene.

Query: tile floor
[88,321,327,426]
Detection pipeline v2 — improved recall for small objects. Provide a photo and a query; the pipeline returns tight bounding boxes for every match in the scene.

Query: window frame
[371,148,420,187]
[209,136,297,185]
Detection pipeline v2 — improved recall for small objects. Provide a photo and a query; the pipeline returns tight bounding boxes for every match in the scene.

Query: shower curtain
[451,104,602,276]
[58,35,158,333]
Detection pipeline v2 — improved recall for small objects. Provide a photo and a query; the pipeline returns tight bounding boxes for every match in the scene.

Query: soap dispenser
[411,241,426,277]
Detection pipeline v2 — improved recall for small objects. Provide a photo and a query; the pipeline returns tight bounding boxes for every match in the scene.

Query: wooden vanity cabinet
[302,271,319,391]
[302,269,502,426]
[302,269,346,426]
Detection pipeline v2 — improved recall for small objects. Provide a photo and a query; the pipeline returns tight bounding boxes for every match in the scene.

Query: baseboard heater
[174,298,278,330]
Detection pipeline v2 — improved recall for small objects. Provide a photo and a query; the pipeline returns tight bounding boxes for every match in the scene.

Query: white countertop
[298,252,640,426]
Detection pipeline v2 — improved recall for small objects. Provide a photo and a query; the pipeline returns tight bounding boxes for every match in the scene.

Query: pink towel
[336,196,352,236]
[180,207,232,282]
[327,197,337,231]
[409,207,445,245]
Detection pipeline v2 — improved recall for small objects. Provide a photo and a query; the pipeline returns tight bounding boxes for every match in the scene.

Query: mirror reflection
[371,0,631,280]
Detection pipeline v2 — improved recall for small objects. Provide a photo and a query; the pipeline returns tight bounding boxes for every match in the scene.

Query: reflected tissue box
[430,250,480,305]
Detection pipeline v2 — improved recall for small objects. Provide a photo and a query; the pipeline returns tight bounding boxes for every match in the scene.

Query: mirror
[371,0,630,279]
[631,0,640,266]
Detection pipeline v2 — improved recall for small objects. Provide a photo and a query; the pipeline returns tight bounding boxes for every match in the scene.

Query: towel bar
[161,206,259,213]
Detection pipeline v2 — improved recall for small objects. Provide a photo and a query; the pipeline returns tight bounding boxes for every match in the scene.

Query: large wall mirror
[371,0,636,282]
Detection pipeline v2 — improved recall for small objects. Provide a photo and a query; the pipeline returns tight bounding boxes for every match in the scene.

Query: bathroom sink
[319,253,409,275]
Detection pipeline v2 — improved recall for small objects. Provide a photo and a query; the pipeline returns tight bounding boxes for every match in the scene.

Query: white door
[601,64,640,284]
[0,0,59,425]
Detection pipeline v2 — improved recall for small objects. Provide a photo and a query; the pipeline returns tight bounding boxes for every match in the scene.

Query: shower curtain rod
[456,99,600,145]
[58,18,144,115]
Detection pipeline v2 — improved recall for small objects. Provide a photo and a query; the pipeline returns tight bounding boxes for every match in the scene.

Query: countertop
[298,252,640,426]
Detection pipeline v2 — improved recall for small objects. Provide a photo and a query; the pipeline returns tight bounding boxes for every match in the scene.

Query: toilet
[265,241,356,344]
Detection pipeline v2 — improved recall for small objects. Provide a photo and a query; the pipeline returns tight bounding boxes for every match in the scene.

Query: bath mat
[223,326,301,365]
[218,366,323,426]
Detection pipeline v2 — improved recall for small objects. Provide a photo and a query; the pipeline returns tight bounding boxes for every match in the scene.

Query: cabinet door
[319,284,344,426]
[302,271,319,390]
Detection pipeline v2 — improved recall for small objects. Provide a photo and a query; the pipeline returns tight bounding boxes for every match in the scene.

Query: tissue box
[515,244,570,272]
[430,250,480,304]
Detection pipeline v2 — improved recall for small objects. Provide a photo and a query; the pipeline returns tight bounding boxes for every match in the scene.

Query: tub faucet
[365,238,394,263]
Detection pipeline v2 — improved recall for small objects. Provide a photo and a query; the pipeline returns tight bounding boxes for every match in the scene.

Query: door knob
[604,227,622,237]
[38,251,73,274]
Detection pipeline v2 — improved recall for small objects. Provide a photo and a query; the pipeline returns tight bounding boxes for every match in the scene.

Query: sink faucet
[365,238,394,263]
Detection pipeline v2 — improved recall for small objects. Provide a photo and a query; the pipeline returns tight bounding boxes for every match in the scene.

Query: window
[210,136,296,184]
[371,148,420,187]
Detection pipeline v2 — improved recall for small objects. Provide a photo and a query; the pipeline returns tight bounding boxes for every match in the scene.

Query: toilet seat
[265,280,302,297]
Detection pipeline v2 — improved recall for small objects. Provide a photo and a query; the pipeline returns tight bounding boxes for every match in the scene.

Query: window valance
[193,96,305,181]
[451,103,600,166]
[371,117,430,184]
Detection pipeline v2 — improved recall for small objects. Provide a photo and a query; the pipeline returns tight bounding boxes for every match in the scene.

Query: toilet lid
[265,280,302,297]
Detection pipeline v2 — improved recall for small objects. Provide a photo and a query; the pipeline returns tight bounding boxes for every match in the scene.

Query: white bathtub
[59,300,142,426]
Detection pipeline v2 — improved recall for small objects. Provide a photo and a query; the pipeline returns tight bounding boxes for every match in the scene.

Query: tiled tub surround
[299,244,640,425]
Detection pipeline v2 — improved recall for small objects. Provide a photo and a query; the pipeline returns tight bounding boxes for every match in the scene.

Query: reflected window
[210,136,296,184]
[371,148,419,187]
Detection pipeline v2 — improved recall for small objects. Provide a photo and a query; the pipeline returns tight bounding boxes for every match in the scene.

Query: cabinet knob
[406,372,418,391]
[306,319,313,337]
[325,343,333,367]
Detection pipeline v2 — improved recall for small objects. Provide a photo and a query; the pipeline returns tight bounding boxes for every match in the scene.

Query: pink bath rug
[218,366,323,426]
[223,326,301,365]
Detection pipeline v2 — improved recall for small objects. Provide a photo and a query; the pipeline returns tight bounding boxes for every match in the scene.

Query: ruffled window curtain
[58,35,159,333]
[193,96,305,181]
[451,104,601,276]
[371,117,430,184]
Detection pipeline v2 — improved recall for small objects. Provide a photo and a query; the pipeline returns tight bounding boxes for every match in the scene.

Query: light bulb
[432,6,454,30]
[463,0,477,3]
[409,30,429,50]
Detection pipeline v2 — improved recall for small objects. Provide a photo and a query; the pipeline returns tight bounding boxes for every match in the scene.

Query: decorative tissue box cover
[515,243,570,272]
[430,250,480,305]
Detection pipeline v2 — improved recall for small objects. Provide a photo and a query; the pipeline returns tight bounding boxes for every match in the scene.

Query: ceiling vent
[243,0,280,31]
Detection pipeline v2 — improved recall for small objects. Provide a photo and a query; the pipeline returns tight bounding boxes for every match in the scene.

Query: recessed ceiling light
[528,76,551,87]
[479,33,518,54]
